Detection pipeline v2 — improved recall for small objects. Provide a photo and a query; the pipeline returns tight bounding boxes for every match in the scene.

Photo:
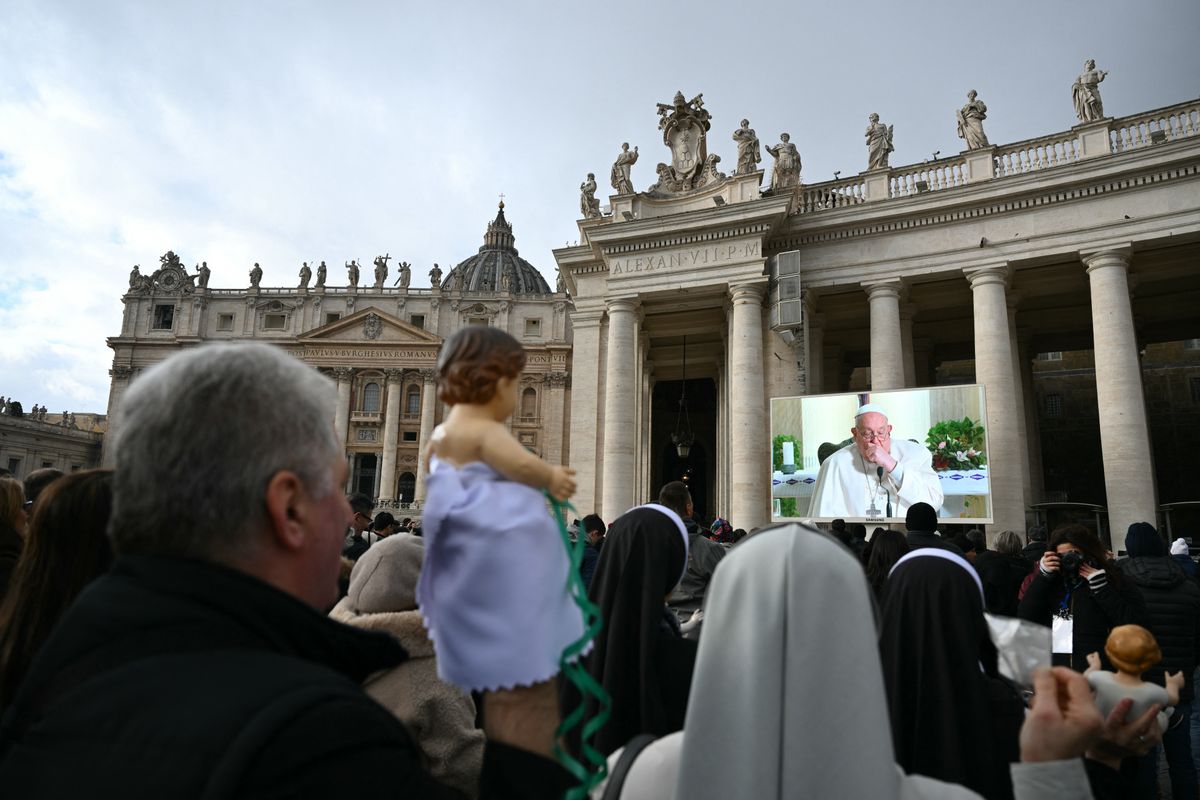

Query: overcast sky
[1,0,1197,413]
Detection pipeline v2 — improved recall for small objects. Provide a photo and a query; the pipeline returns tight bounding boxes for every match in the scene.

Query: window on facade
[1045,393,1063,418]
[520,387,537,418]
[1191,377,1200,405]
[524,318,542,337]
[152,304,175,330]
[263,313,287,330]
[410,314,425,329]
[1185,339,1200,351]
[397,472,416,503]
[41,461,54,469]
[6,458,19,474]
[362,382,381,413]
[469,316,489,327]
[216,313,234,331]
[402,431,418,442]
[1037,351,1063,362]
[326,313,341,325]
[71,464,81,472]
[406,386,421,415]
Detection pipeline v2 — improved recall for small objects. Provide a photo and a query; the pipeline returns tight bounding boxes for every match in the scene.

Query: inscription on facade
[609,241,761,275]
[291,347,436,360]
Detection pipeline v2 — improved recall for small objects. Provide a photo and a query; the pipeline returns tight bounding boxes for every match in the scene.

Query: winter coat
[977,552,1034,617]
[1018,563,1148,672]
[580,543,601,590]
[668,520,725,612]
[1173,553,1198,578]
[1120,556,1200,703]
[330,601,484,798]
[1021,541,1046,565]
[0,554,572,799]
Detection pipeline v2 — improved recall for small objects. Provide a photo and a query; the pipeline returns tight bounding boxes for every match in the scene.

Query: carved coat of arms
[648,91,726,197]
[363,313,383,340]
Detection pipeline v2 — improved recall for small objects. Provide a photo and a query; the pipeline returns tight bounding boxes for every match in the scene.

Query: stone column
[865,280,905,390]
[807,313,824,394]
[728,283,769,531]
[900,303,916,388]
[414,368,438,503]
[567,309,605,516]
[822,345,844,394]
[332,367,353,454]
[542,372,567,465]
[601,298,640,519]
[100,365,134,466]
[1083,248,1157,533]
[1007,299,1032,513]
[966,267,1024,536]
[378,369,404,502]
[1018,335,1045,504]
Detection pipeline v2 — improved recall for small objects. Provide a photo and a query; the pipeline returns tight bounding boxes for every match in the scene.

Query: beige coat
[331,602,484,798]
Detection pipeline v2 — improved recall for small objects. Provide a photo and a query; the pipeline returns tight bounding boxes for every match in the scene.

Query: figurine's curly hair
[437,326,526,405]
[1105,624,1162,675]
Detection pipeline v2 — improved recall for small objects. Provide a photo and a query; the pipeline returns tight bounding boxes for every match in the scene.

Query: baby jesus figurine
[417,326,580,757]
[1085,624,1182,732]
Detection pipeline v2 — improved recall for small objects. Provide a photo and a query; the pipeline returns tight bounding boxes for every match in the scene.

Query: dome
[441,202,552,295]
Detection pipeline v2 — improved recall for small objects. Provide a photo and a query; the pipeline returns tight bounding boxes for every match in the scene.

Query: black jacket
[905,531,964,556]
[1121,556,1200,703]
[977,552,1033,617]
[0,554,572,799]
[1018,564,1148,672]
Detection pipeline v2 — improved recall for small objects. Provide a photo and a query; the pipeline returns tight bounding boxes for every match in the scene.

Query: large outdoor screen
[770,385,993,525]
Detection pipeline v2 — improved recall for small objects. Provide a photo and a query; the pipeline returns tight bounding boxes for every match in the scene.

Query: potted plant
[925,417,987,471]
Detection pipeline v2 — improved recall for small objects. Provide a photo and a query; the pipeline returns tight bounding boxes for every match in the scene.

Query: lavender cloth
[417,457,585,692]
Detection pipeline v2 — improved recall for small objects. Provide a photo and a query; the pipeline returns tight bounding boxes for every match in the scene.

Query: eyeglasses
[856,429,890,442]
[22,500,33,510]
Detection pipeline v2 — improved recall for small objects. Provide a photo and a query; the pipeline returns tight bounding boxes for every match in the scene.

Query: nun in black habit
[562,504,695,757]
[879,549,1025,800]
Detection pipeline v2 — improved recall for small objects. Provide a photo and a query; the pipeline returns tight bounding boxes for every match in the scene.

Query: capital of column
[606,297,640,315]
[570,307,606,328]
[544,371,569,387]
[419,367,437,384]
[964,265,1011,290]
[383,368,405,384]
[1082,245,1132,274]
[728,282,766,305]
[863,279,903,301]
[332,366,353,382]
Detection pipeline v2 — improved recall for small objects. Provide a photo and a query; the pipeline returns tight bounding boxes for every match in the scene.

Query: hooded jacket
[1120,556,1200,703]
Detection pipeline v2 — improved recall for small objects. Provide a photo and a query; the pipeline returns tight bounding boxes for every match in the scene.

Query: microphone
[877,466,892,517]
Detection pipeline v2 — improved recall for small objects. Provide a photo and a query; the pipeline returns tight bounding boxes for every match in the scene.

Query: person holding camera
[1019,524,1148,673]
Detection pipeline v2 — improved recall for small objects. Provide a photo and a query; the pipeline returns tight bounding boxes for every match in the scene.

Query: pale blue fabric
[417,457,584,692]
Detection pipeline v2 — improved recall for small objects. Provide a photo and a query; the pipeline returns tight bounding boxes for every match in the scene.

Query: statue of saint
[956,91,990,150]
[129,265,143,289]
[610,142,639,194]
[580,173,601,219]
[249,262,263,288]
[196,261,211,290]
[429,263,443,287]
[556,270,567,293]
[865,114,894,170]
[501,270,513,292]
[315,261,327,288]
[299,262,312,290]
[1072,59,1109,122]
[394,261,412,288]
[347,260,360,288]
[732,119,761,175]
[373,254,390,288]
[765,133,801,190]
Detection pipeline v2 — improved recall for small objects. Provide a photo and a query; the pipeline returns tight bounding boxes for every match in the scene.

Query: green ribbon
[547,495,611,800]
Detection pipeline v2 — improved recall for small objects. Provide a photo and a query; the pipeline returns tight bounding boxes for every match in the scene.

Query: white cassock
[808,439,944,518]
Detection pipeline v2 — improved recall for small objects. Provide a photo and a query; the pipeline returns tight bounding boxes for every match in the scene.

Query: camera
[1060,550,1085,578]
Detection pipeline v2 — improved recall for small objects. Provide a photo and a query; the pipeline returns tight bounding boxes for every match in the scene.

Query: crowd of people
[0,340,1194,799]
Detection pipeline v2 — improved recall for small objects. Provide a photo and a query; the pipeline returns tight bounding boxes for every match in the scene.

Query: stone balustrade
[793,98,1199,214]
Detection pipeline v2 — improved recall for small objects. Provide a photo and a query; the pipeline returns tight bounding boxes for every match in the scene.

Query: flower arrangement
[925,417,987,471]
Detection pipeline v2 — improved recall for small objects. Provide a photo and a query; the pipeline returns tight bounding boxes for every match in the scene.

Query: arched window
[521,387,537,418]
[406,385,421,416]
[362,382,381,413]
[397,472,416,503]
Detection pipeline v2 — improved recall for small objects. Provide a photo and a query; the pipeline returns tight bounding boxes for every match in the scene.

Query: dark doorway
[353,453,378,497]
[397,471,416,503]
[651,378,717,523]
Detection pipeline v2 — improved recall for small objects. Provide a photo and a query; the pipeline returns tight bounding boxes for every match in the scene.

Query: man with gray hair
[809,403,943,519]
[0,343,571,798]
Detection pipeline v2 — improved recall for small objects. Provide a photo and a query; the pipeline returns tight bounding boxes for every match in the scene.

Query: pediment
[299,307,441,344]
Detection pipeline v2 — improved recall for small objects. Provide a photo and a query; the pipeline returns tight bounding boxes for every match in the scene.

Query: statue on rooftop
[956,90,990,150]
[196,261,211,290]
[373,254,390,289]
[129,265,145,292]
[394,261,412,288]
[610,142,639,194]
[249,262,263,288]
[315,261,327,288]
[733,119,761,175]
[866,113,894,170]
[347,259,360,288]
[299,262,312,290]
[580,173,602,219]
[1073,59,1109,122]
[429,263,443,287]
[766,133,801,190]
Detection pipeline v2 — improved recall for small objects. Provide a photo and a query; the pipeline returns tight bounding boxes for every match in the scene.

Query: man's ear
[264,470,307,551]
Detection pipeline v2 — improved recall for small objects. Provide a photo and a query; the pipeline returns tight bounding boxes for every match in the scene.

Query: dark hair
[437,326,526,405]
[1027,525,1047,543]
[347,493,373,515]
[657,482,692,519]
[865,529,910,599]
[373,511,396,531]
[848,523,868,541]
[732,528,747,543]
[951,534,976,554]
[23,468,63,507]
[966,528,987,552]
[1049,523,1120,587]
[582,514,606,536]
[831,519,846,532]
[904,502,937,533]
[0,469,115,707]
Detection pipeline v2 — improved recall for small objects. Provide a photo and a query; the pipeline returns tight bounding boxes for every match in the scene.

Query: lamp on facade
[671,336,695,459]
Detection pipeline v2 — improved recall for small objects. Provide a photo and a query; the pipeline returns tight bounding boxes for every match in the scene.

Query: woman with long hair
[865,529,910,601]
[0,476,30,604]
[0,469,114,707]
[1018,523,1146,671]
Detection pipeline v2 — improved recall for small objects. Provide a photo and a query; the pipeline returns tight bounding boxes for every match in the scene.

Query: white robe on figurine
[809,439,943,518]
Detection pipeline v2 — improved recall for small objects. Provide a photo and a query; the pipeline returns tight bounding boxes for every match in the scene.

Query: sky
[1,0,1197,414]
